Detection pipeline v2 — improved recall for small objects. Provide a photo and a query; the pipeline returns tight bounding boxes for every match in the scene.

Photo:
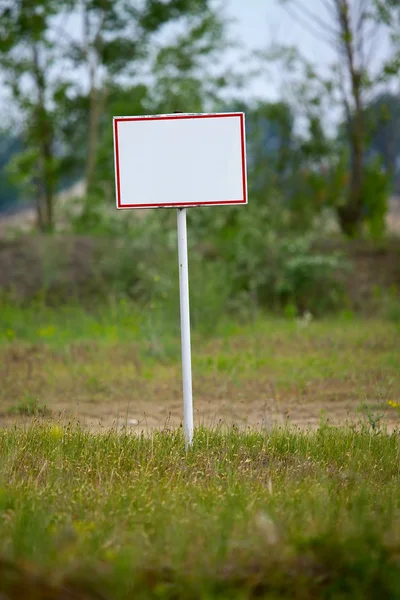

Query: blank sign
[113,112,247,209]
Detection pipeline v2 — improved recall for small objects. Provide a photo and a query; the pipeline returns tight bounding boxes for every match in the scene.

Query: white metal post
[177,208,194,448]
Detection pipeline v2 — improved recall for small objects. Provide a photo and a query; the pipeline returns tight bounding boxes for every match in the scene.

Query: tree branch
[293,0,341,37]
[320,0,338,21]
[281,3,338,48]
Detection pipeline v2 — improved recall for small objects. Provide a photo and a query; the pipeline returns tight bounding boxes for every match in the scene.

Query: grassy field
[0,425,399,599]
[0,301,400,598]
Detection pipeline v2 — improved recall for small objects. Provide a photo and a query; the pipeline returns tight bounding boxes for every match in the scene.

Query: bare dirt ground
[1,320,399,432]
[0,372,397,433]
[0,199,399,433]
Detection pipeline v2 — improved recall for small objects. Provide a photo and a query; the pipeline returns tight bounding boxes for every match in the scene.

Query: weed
[356,402,386,432]
[388,400,400,421]
[7,396,50,417]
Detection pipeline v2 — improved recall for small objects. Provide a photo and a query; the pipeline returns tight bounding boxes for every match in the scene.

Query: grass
[0,423,398,599]
[6,396,50,417]
[0,299,399,428]
[0,299,399,596]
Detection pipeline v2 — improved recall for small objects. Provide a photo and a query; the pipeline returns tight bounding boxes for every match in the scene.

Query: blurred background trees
[1,0,399,235]
[0,0,228,230]
[274,0,400,237]
[0,0,399,318]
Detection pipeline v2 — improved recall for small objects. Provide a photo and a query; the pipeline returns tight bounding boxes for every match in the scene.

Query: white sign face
[113,112,247,209]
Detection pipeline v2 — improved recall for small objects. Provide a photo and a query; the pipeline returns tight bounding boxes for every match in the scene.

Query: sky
[225,0,335,98]
[226,0,393,98]
[0,0,393,122]
[228,0,334,62]
[0,1,336,106]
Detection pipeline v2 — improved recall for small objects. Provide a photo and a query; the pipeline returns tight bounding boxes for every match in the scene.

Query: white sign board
[113,112,247,448]
[113,112,247,209]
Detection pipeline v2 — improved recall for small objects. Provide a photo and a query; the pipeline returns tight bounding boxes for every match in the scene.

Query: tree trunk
[337,119,364,236]
[86,84,108,195]
[82,2,109,200]
[34,178,45,232]
[86,76,98,194]
[336,0,365,237]
[40,128,54,231]
[32,44,54,232]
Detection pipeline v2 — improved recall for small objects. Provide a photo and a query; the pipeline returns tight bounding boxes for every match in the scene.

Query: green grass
[0,423,399,599]
[1,300,400,596]
[6,395,50,417]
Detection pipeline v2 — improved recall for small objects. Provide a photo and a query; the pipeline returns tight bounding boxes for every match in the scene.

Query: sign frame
[113,112,247,210]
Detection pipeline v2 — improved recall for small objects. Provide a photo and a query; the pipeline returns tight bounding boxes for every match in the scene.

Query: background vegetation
[1,0,400,322]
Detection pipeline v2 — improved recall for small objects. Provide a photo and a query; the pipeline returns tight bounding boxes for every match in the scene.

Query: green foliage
[2,0,397,242]
[1,200,350,319]
[0,0,62,229]
[272,0,400,237]
[273,244,348,315]
[357,402,385,432]
[149,5,228,113]
[362,156,389,238]
[177,197,350,317]
[373,285,400,323]
[0,0,229,231]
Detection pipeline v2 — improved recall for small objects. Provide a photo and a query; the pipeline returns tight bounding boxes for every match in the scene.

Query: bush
[196,202,350,317]
[1,192,350,323]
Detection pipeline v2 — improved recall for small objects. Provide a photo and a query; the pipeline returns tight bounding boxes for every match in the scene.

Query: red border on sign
[113,113,247,209]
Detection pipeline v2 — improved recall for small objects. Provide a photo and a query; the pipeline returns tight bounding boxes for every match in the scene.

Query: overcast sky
[229,0,334,62]
[0,1,335,101]
[227,0,334,97]
[226,0,392,99]
[0,0,393,123]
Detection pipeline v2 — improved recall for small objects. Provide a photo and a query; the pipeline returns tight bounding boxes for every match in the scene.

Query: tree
[0,0,64,230]
[55,0,229,222]
[54,0,145,198]
[277,0,398,236]
[0,0,230,231]
[148,6,229,114]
